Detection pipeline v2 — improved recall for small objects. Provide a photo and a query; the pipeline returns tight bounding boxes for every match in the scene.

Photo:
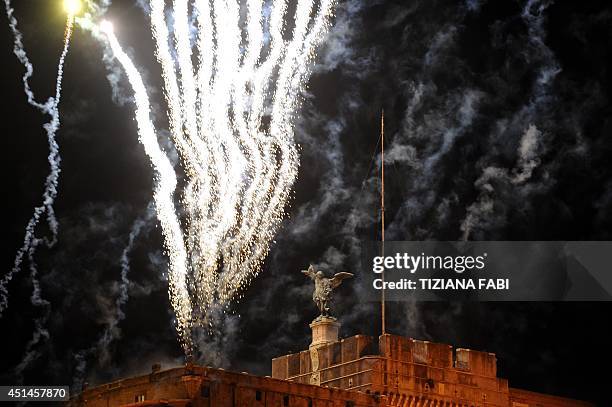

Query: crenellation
[68,329,592,407]
[268,328,590,407]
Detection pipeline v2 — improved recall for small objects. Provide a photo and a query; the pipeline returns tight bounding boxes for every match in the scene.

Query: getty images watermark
[361,241,612,301]
[371,251,509,291]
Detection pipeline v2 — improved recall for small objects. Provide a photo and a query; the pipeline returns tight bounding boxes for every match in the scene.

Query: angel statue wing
[330,272,354,289]
[301,264,317,280]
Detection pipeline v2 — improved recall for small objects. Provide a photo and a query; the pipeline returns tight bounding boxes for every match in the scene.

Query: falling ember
[63,0,82,16]
[101,0,337,354]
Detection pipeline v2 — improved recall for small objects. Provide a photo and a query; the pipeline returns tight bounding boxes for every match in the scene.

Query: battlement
[68,364,383,407]
[272,333,590,407]
[66,331,592,407]
[271,334,500,381]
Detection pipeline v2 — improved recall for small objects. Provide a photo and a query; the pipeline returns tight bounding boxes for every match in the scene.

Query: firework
[98,0,337,353]
[1,0,78,316]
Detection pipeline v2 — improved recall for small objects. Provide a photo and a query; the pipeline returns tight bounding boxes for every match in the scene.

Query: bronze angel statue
[302,265,353,317]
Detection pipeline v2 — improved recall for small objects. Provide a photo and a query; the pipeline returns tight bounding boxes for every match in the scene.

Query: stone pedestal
[309,316,340,349]
[309,316,340,385]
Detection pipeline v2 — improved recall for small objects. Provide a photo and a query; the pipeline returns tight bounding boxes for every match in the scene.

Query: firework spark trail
[173,0,199,151]
[191,0,246,319]
[187,0,223,320]
[100,0,336,348]
[201,0,287,305]
[189,0,218,322]
[172,0,209,177]
[218,0,337,301]
[101,21,193,351]
[223,0,279,274]
[225,0,288,282]
[151,0,213,270]
[228,0,264,250]
[194,0,214,141]
[150,0,200,172]
[0,8,76,316]
[188,0,337,322]
[174,0,215,227]
[104,204,155,354]
[150,1,214,294]
[217,0,300,301]
[150,0,214,322]
[199,0,245,309]
[2,0,54,112]
[14,238,51,381]
[72,203,155,387]
[210,0,243,239]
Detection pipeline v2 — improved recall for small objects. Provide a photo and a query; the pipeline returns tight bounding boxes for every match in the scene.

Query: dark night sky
[1,0,612,405]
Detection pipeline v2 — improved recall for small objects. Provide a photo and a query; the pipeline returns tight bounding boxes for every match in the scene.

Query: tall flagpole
[381,109,386,335]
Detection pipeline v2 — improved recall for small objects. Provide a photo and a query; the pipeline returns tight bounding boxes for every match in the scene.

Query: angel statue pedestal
[309,316,340,349]
[302,264,353,350]
[302,264,353,386]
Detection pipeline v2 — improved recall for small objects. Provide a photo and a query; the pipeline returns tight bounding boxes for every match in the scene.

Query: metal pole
[381,109,386,335]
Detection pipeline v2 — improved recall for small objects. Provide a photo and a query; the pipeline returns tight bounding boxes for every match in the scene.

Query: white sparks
[101,0,337,353]
[102,21,193,350]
